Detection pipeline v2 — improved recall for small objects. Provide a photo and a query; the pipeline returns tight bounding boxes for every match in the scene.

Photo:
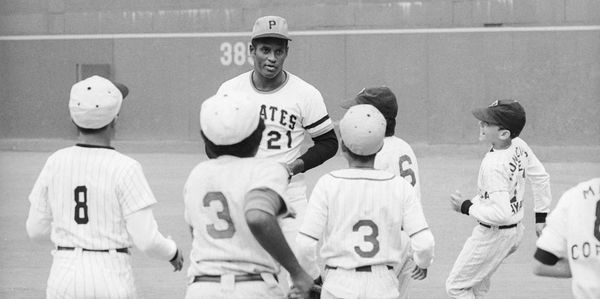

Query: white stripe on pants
[446,223,524,299]
[46,248,136,299]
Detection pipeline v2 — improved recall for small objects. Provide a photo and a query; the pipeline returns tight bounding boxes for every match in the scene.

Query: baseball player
[183,91,313,299]
[447,99,552,298]
[342,86,425,298]
[25,75,183,299]
[296,104,435,299]
[533,177,600,299]
[216,15,338,287]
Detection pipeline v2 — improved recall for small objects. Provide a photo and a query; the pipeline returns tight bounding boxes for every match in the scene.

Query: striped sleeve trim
[304,115,330,130]
[299,231,319,241]
[409,227,430,238]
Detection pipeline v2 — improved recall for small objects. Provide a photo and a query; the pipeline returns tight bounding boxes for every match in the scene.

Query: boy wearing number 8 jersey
[183,91,313,299]
[342,86,425,298]
[26,76,183,299]
[296,104,435,299]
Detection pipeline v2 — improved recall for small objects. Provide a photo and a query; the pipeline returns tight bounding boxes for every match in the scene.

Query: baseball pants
[394,231,414,299]
[46,248,136,299]
[446,223,525,299]
[321,265,400,299]
[184,273,283,299]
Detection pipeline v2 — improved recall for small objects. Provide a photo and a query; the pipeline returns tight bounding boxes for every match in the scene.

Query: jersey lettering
[203,192,236,239]
[259,104,297,130]
[353,220,380,258]
[73,185,89,224]
[399,154,416,187]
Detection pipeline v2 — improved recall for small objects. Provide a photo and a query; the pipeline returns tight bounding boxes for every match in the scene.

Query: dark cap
[472,99,526,137]
[341,86,398,121]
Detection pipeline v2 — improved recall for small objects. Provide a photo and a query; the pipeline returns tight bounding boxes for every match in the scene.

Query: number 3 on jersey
[353,220,380,258]
[204,192,236,239]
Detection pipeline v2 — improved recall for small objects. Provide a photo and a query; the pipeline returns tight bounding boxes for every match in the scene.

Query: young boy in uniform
[296,104,435,299]
[447,99,552,298]
[342,86,427,297]
[26,75,183,298]
[533,177,600,299]
[183,91,313,299]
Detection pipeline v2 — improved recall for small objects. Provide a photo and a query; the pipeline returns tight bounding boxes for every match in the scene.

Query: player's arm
[520,139,552,233]
[532,191,570,277]
[125,207,182,270]
[244,188,313,295]
[295,179,329,279]
[26,160,53,244]
[403,186,435,269]
[533,248,572,278]
[290,129,338,175]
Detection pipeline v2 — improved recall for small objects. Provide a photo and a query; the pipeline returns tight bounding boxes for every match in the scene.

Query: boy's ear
[499,129,511,140]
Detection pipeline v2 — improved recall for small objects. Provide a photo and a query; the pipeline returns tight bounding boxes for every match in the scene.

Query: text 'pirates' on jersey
[217,70,334,163]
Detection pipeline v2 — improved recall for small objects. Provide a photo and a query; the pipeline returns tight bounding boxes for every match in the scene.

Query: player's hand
[287,272,313,299]
[411,265,428,280]
[449,190,464,213]
[535,223,546,237]
[169,249,183,272]
[280,163,294,181]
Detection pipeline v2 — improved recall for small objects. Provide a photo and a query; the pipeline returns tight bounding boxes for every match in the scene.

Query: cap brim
[112,82,129,99]
[472,108,495,123]
[340,97,361,109]
[251,33,292,41]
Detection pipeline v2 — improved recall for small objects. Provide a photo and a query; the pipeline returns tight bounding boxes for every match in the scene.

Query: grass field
[1,144,598,299]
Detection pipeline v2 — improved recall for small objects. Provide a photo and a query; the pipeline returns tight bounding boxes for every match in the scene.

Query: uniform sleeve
[299,176,329,239]
[535,190,570,259]
[26,158,53,242]
[522,141,552,216]
[468,164,515,226]
[125,207,177,261]
[118,162,157,217]
[401,183,429,237]
[301,88,334,138]
[249,161,291,217]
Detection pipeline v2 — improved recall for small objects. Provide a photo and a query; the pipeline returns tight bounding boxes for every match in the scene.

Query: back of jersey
[306,168,428,269]
[565,178,600,298]
[184,156,289,276]
[28,145,155,249]
[374,136,421,199]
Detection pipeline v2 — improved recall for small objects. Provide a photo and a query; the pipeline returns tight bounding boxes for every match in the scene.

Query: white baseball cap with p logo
[251,16,292,41]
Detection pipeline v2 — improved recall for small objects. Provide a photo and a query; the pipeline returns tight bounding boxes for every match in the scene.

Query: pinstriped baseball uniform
[300,168,430,298]
[28,144,158,298]
[184,156,291,299]
[535,178,600,299]
[374,136,421,298]
[446,137,551,298]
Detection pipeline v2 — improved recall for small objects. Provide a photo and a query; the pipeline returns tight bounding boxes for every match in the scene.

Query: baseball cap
[200,91,260,145]
[251,16,292,41]
[472,99,526,137]
[341,86,398,121]
[339,104,386,156]
[69,75,129,129]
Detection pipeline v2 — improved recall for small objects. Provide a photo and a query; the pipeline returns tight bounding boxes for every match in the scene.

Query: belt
[192,274,266,283]
[57,246,129,254]
[478,222,518,230]
[325,265,393,272]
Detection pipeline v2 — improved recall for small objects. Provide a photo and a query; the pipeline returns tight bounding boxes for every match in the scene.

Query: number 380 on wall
[220,42,253,66]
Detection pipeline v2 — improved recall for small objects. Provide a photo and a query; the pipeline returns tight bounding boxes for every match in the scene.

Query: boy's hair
[202,119,265,158]
[74,121,110,135]
[341,142,377,163]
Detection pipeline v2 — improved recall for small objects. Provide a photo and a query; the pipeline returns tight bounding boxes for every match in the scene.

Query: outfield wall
[1,1,599,146]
